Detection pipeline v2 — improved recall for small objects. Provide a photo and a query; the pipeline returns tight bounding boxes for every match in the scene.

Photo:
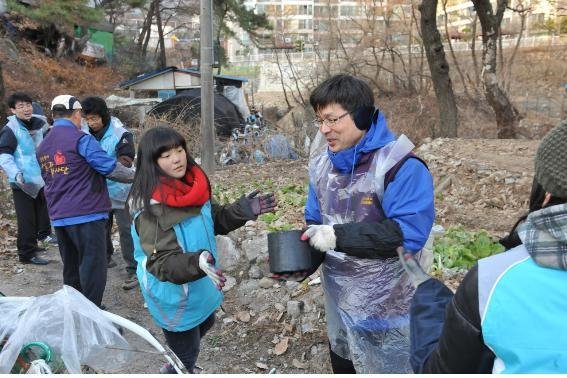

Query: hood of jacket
[518,203,567,270]
[328,109,396,173]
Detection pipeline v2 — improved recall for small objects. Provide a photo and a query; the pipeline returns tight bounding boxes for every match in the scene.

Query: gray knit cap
[535,121,567,199]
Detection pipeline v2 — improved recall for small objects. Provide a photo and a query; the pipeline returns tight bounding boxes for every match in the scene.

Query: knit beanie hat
[534,121,567,199]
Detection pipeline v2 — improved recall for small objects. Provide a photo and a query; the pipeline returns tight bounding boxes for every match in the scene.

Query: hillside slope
[0,37,123,113]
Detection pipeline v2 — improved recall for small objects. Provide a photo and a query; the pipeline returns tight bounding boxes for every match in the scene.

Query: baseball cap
[51,95,82,111]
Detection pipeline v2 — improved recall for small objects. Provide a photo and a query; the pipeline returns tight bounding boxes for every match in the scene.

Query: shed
[117,66,248,98]
[87,23,114,60]
[75,23,114,61]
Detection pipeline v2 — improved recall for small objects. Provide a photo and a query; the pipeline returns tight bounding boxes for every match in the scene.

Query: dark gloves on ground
[245,190,277,216]
[397,247,431,287]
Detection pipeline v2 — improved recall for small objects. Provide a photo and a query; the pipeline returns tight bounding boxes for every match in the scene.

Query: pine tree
[7,0,103,34]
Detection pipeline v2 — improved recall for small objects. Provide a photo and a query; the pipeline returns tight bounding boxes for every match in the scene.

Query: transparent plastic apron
[310,135,416,373]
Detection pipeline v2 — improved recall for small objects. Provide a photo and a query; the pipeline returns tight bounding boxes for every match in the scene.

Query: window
[298,5,313,15]
[314,5,338,17]
[340,5,360,17]
[298,19,313,29]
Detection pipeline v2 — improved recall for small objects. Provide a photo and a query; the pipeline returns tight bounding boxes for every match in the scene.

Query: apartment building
[225,0,406,59]
[437,0,566,37]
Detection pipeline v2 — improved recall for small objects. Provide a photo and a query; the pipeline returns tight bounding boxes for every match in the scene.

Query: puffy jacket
[132,195,257,331]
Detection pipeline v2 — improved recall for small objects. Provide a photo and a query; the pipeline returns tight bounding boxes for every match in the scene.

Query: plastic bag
[25,360,52,374]
[264,134,299,160]
[0,286,132,373]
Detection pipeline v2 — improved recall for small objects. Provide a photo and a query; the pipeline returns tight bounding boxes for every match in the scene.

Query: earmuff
[352,106,378,131]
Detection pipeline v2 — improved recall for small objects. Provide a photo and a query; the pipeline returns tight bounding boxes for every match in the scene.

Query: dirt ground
[0,137,540,373]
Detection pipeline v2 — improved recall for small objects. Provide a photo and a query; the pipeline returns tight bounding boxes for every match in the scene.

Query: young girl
[128,127,276,373]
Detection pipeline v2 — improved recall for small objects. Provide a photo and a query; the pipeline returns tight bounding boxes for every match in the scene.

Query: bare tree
[137,1,156,57]
[471,0,521,138]
[419,0,458,136]
[441,0,469,97]
[154,0,167,68]
[273,51,293,110]
[0,62,6,122]
[503,1,531,92]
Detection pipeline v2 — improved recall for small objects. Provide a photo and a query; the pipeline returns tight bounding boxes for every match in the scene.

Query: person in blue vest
[81,96,137,290]
[402,120,567,373]
[299,74,435,373]
[128,126,276,373]
[0,92,53,265]
[36,94,135,307]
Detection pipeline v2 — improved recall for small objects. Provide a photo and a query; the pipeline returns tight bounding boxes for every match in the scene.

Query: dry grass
[1,38,124,110]
[139,112,203,158]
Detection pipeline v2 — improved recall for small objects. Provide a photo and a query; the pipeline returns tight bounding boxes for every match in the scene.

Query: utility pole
[200,0,215,174]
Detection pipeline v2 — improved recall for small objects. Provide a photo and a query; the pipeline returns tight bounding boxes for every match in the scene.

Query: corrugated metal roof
[117,66,248,89]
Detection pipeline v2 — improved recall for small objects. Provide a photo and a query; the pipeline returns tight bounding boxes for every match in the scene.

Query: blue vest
[5,115,46,196]
[479,246,567,373]
[132,201,223,332]
[82,117,132,207]
[37,121,111,220]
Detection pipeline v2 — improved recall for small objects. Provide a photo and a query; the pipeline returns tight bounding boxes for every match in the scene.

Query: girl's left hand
[198,251,227,290]
[245,190,277,216]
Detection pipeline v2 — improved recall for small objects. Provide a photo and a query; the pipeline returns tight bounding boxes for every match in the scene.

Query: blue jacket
[305,112,435,253]
[132,201,223,332]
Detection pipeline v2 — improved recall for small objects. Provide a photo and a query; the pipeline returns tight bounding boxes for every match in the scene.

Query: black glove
[245,190,277,216]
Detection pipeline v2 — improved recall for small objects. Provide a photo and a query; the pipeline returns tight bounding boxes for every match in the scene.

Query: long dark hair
[128,126,203,212]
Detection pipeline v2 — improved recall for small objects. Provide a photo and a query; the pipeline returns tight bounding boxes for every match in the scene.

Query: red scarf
[152,165,210,207]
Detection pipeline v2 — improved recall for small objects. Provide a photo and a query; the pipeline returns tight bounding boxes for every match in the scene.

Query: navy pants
[162,313,216,373]
[55,219,107,307]
[12,188,51,259]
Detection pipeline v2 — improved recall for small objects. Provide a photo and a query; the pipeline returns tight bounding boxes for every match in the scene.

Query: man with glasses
[0,92,52,265]
[36,95,134,307]
[300,74,435,373]
[81,96,137,290]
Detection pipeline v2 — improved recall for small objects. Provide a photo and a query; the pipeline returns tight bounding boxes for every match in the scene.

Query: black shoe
[19,255,49,265]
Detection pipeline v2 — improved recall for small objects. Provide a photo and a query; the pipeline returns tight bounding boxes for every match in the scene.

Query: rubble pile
[417,138,539,236]
[202,221,329,373]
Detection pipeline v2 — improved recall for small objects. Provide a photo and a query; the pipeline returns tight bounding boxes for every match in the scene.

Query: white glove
[15,172,24,185]
[198,250,226,290]
[300,225,336,252]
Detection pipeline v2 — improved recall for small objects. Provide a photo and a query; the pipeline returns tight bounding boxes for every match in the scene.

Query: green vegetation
[432,226,504,273]
[7,0,102,34]
[212,179,308,232]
